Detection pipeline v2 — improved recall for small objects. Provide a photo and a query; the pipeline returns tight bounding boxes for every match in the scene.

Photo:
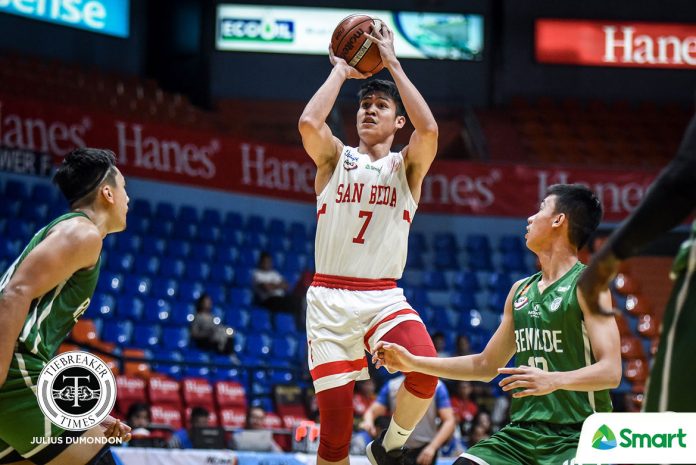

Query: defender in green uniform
[0,148,131,465]
[374,184,622,465]
[579,114,696,421]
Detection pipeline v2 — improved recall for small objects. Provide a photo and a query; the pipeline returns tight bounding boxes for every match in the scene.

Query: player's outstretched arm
[579,114,696,315]
[0,219,101,387]
[373,281,521,381]
[499,288,621,398]
[368,24,438,185]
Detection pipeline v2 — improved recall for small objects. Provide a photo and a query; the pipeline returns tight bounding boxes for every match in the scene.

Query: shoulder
[45,216,102,262]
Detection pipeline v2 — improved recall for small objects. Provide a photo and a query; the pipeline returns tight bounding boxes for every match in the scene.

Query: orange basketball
[331,14,384,74]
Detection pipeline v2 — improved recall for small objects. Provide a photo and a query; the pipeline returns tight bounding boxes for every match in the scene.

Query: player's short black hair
[358,79,405,117]
[546,184,603,249]
[53,147,117,207]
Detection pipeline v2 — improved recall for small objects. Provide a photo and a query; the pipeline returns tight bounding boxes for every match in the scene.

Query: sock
[382,417,413,452]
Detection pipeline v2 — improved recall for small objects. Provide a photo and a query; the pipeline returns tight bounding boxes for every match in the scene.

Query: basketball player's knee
[404,370,438,399]
[316,384,354,462]
[453,457,477,465]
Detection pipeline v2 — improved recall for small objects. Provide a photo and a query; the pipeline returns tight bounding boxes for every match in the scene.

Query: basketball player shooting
[298,21,439,465]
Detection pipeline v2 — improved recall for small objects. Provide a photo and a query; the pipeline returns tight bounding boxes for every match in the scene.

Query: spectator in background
[450,381,478,426]
[126,402,151,432]
[359,376,456,465]
[453,335,471,357]
[351,415,390,455]
[231,406,282,452]
[466,411,492,448]
[252,252,302,315]
[353,380,377,423]
[191,293,234,355]
[169,407,210,449]
[431,332,451,357]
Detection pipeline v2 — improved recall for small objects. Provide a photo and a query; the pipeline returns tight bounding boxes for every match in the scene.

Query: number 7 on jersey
[352,210,373,244]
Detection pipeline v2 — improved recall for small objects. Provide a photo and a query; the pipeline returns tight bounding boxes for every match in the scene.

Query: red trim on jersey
[316,203,327,220]
[403,210,411,224]
[363,308,420,349]
[310,358,367,380]
[311,274,397,291]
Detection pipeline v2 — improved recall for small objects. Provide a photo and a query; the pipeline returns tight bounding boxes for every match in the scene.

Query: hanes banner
[0,95,657,220]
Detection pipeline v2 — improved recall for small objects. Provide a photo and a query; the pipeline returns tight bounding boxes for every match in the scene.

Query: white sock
[382,417,413,452]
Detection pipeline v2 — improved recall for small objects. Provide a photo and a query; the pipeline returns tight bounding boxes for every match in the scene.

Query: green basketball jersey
[509,261,612,424]
[0,212,100,381]
[644,221,696,412]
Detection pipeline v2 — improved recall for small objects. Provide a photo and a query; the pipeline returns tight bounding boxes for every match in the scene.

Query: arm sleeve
[606,114,696,259]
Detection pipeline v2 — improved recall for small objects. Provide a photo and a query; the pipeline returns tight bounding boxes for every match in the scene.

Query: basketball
[331,14,384,74]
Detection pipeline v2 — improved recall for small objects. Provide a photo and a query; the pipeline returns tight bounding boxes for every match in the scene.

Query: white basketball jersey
[314,146,417,279]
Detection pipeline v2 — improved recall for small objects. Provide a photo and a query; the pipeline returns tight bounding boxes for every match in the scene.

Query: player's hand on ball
[367,22,397,68]
[372,341,414,373]
[329,46,372,79]
[101,415,132,442]
[497,365,559,398]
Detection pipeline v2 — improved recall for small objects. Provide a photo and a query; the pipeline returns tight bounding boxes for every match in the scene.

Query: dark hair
[546,184,603,249]
[195,293,211,312]
[126,402,150,422]
[246,405,265,429]
[53,147,117,207]
[190,406,209,420]
[358,79,405,117]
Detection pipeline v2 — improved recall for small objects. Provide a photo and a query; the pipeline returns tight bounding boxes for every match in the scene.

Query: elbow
[421,123,439,140]
[608,367,622,389]
[298,115,321,135]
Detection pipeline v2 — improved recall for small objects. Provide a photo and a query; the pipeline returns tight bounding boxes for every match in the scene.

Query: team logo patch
[37,351,117,431]
[550,296,563,312]
[557,285,571,292]
[343,153,358,171]
[513,295,528,310]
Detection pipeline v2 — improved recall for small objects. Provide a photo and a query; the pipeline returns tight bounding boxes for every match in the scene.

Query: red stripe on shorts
[363,308,420,350]
[310,358,367,380]
[311,273,397,291]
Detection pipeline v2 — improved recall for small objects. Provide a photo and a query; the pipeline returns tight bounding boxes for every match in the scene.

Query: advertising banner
[0,96,657,221]
[536,19,696,69]
[0,0,130,37]
[216,4,483,61]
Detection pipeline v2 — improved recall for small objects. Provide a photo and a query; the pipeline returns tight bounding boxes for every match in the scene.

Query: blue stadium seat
[434,250,459,270]
[0,200,20,219]
[158,258,185,279]
[143,298,172,324]
[499,234,525,253]
[150,278,178,299]
[190,243,215,262]
[487,272,512,293]
[273,313,297,334]
[0,239,20,261]
[451,292,477,311]
[131,199,152,218]
[179,281,205,302]
[267,218,286,236]
[101,321,133,345]
[133,255,159,275]
[30,183,54,203]
[5,218,34,240]
[97,272,123,295]
[123,275,151,298]
[209,263,235,286]
[167,239,191,259]
[202,209,222,226]
[281,252,306,274]
[233,268,254,288]
[185,262,210,282]
[117,295,144,320]
[466,234,491,253]
[501,250,528,273]
[468,251,493,271]
[271,336,297,361]
[4,180,29,200]
[241,234,266,250]
[155,202,176,221]
[289,222,308,241]
[232,332,246,354]
[21,202,48,224]
[405,252,425,270]
[128,216,150,235]
[268,368,295,384]
[161,327,190,350]
[150,220,173,238]
[217,246,238,266]
[249,308,272,332]
[151,349,182,364]
[114,232,142,254]
[422,271,448,291]
[289,235,310,254]
[198,224,220,243]
[178,205,199,223]
[87,293,116,319]
[266,234,286,253]
[452,270,480,293]
[169,302,195,326]
[132,323,161,348]
[184,365,211,379]
[107,253,134,274]
[245,333,271,356]
[141,236,167,256]
[433,232,457,252]
[225,307,250,329]
[224,211,243,229]
[408,232,427,252]
[488,290,508,311]
[206,285,227,305]
[459,309,484,332]
[245,215,265,233]
[171,223,197,241]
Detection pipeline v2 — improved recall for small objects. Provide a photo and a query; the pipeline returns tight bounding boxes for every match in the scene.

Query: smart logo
[0,0,129,37]
[592,424,617,450]
[219,17,294,42]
